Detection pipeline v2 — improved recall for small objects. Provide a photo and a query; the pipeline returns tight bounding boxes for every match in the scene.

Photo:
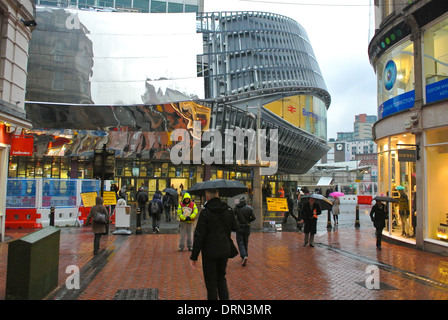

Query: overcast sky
[204,0,378,140]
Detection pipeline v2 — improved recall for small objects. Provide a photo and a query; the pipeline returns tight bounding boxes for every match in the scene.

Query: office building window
[151,0,166,12]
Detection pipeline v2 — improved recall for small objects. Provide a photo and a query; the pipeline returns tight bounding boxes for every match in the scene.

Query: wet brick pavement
[1,207,448,301]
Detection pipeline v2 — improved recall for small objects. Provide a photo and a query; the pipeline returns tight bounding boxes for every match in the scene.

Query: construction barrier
[36,207,80,227]
[5,209,40,229]
[339,196,358,205]
[357,195,373,205]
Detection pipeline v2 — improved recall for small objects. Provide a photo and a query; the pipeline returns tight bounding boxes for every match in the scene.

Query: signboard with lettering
[266,197,289,212]
[398,149,416,162]
[80,192,97,207]
[10,134,34,156]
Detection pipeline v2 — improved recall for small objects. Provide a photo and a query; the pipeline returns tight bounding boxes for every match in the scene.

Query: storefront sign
[378,90,415,119]
[426,77,448,104]
[398,149,416,162]
[10,134,34,156]
[437,225,448,240]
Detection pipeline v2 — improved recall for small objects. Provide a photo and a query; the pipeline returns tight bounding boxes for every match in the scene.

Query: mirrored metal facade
[24,7,331,175]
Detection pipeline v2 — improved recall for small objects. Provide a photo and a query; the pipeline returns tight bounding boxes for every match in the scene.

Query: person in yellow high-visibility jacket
[177,192,198,251]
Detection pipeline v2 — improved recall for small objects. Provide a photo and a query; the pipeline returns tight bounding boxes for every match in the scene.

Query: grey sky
[204,0,378,140]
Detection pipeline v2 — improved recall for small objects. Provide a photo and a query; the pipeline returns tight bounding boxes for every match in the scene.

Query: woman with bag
[85,196,109,255]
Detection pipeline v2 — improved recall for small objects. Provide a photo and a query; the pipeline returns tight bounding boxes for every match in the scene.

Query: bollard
[355,205,360,228]
[136,207,142,235]
[327,210,332,229]
[50,206,55,227]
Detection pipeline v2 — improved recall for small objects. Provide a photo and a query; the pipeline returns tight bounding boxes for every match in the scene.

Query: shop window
[426,127,448,243]
[424,16,448,104]
[376,135,416,239]
[377,39,414,119]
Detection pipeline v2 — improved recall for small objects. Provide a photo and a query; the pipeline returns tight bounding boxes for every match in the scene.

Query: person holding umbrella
[301,196,321,247]
[190,188,239,300]
[370,199,388,249]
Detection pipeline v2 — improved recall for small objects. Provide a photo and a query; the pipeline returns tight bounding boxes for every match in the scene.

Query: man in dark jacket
[301,197,321,247]
[370,200,388,249]
[234,196,256,266]
[136,188,149,220]
[190,188,239,300]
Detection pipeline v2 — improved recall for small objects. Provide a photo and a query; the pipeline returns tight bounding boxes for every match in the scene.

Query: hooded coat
[190,197,239,260]
[177,192,198,223]
[86,196,109,234]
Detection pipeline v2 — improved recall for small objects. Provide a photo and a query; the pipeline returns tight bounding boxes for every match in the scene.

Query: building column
[405,13,425,249]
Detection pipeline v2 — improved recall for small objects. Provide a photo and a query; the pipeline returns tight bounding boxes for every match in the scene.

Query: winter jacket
[235,198,256,227]
[370,202,388,229]
[177,192,198,223]
[149,193,163,218]
[190,197,239,261]
[86,196,109,234]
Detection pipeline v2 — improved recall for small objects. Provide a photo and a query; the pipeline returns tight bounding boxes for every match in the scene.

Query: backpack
[150,201,159,216]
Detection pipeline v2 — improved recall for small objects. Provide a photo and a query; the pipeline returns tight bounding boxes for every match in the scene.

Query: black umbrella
[373,196,398,203]
[163,187,178,196]
[301,194,333,211]
[187,179,247,197]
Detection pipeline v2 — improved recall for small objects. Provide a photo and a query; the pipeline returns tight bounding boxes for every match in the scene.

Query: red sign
[10,134,34,156]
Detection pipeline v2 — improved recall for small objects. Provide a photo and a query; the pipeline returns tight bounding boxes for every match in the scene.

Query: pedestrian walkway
[1,208,448,300]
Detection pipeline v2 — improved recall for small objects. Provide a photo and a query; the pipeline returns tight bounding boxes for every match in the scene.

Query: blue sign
[378,90,415,119]
[426,77,448,104]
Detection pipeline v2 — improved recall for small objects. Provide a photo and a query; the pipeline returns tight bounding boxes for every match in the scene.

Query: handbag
[93,212,107,224]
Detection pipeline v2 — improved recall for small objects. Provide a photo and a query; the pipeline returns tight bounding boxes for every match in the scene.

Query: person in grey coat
[85,196,109,255]
[234,196,256,266]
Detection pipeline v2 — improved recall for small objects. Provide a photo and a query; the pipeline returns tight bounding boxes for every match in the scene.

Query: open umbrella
[301,194,333,211]
[187,179,247,197]
[329,191,345,198]
[162,187,178,196]
[373,196,398,203]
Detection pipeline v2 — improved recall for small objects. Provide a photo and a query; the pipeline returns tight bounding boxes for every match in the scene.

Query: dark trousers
[94,233,102,254]
[236,226,250,259]
[201,257,229,300]
[375,227,383,248]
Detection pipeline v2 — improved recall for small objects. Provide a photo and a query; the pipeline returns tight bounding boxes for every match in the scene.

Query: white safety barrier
[36,208,80,227]
[339,196,358,205]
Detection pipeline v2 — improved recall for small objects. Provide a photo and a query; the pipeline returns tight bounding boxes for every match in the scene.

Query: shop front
[372,11,448,254]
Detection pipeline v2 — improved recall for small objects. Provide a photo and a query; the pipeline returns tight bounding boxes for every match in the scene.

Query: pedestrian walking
[136,187,149,220]
[370,200,388,250]
[162,192,172,222]
[177,192,198,251]
[85,196,109,255]
[190,188,239,300]
[398,187,410,237]
[149,192,163,233]
[301,197,321,247]
[332,197,340,225]
[234,196,256,266]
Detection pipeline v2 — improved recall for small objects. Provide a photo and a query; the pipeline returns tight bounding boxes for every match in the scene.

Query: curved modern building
[9,6,330,202]
[369,0,448,254]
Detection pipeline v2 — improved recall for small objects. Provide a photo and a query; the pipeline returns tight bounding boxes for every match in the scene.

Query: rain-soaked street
[1,204,448,304]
